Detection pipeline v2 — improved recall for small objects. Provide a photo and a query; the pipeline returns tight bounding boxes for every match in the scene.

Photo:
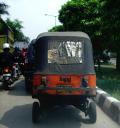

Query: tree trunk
[116,51,120,71]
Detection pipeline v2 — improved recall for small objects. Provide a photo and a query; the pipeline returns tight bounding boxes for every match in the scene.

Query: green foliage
[58,0,104,52]
[6,18,30,42]
[96,64,120,100]
[59,0,102,31]
[0,2,29,43]
[49,0,120,70]
[49,25,64,32]
[0,2,9,15]
[100,0,120,70]
[57,0,120,58]
[101,0,120,52]
[0,20,4,31]
[6,18,23,31]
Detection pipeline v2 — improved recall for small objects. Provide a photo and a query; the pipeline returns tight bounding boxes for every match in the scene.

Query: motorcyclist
[21,48,27,75]
[12,47,23,77]
[0,43,14,83]
[27,41,35,70]
[13,47,23,63]
[21,48,27,62]
[0,43,14,71]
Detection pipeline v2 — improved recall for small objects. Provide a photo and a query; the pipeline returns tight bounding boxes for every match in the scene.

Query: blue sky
[2,0,68,40]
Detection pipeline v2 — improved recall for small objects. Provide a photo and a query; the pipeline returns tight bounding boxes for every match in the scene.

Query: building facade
[0,18,14,52]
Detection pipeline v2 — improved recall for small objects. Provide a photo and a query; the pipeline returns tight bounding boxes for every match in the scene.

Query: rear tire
[32,102,40,123]
[88,101,97,123]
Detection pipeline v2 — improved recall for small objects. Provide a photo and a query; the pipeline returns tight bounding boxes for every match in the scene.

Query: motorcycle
[13,62,21,80]
[2,66,13,90]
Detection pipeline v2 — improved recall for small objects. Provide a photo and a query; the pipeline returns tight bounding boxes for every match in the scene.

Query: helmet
[3,43,10,49]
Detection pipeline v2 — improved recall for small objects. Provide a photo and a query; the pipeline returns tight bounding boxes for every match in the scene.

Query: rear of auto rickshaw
[32,32,96,123]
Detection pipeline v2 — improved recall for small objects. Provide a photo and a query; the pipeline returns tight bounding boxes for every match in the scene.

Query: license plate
[59,76,71,83]
[3,74,11,77]
[56,85,72,94]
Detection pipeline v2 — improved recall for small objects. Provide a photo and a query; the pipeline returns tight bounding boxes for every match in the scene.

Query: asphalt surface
[0,77,119,128]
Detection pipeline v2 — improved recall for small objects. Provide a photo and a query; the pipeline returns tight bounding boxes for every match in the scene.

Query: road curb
[96,88,120,125]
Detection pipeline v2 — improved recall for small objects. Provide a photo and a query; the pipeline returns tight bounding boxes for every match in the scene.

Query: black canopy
[34,32,95,75]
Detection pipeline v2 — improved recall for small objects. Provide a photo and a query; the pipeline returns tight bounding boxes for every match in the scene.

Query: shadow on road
[0,103,93,128]
[0,104,32,128]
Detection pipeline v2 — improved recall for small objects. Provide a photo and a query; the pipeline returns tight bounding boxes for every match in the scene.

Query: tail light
[81,75,96,88]
[88,75,96,88]
[4,68,9,73]
[32,74,41,86]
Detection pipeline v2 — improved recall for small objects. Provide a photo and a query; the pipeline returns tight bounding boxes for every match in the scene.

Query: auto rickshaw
[32,32,96,123]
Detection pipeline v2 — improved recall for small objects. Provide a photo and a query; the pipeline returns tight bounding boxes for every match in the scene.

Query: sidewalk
[96,88,120,125]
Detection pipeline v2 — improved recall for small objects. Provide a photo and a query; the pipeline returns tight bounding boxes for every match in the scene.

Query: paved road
[0,78,119,128]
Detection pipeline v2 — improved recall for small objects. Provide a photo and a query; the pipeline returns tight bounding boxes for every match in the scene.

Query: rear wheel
[32,102,40,123]
[88,101,97,123]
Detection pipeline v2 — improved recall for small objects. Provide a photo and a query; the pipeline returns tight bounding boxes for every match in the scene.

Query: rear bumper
[32,86,96,98]
[36,85,96,91]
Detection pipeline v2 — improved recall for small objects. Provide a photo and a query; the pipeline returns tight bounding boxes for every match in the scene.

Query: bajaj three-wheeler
[32,32,96,123]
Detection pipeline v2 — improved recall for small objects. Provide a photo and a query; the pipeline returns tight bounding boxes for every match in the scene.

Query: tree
[49,0,120,70]
[6,18,30,42]
[0,2,30,44]
[49,25,64,32]
[58,0,104,53]
[0,2,9,16]
[101,0,120,70]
